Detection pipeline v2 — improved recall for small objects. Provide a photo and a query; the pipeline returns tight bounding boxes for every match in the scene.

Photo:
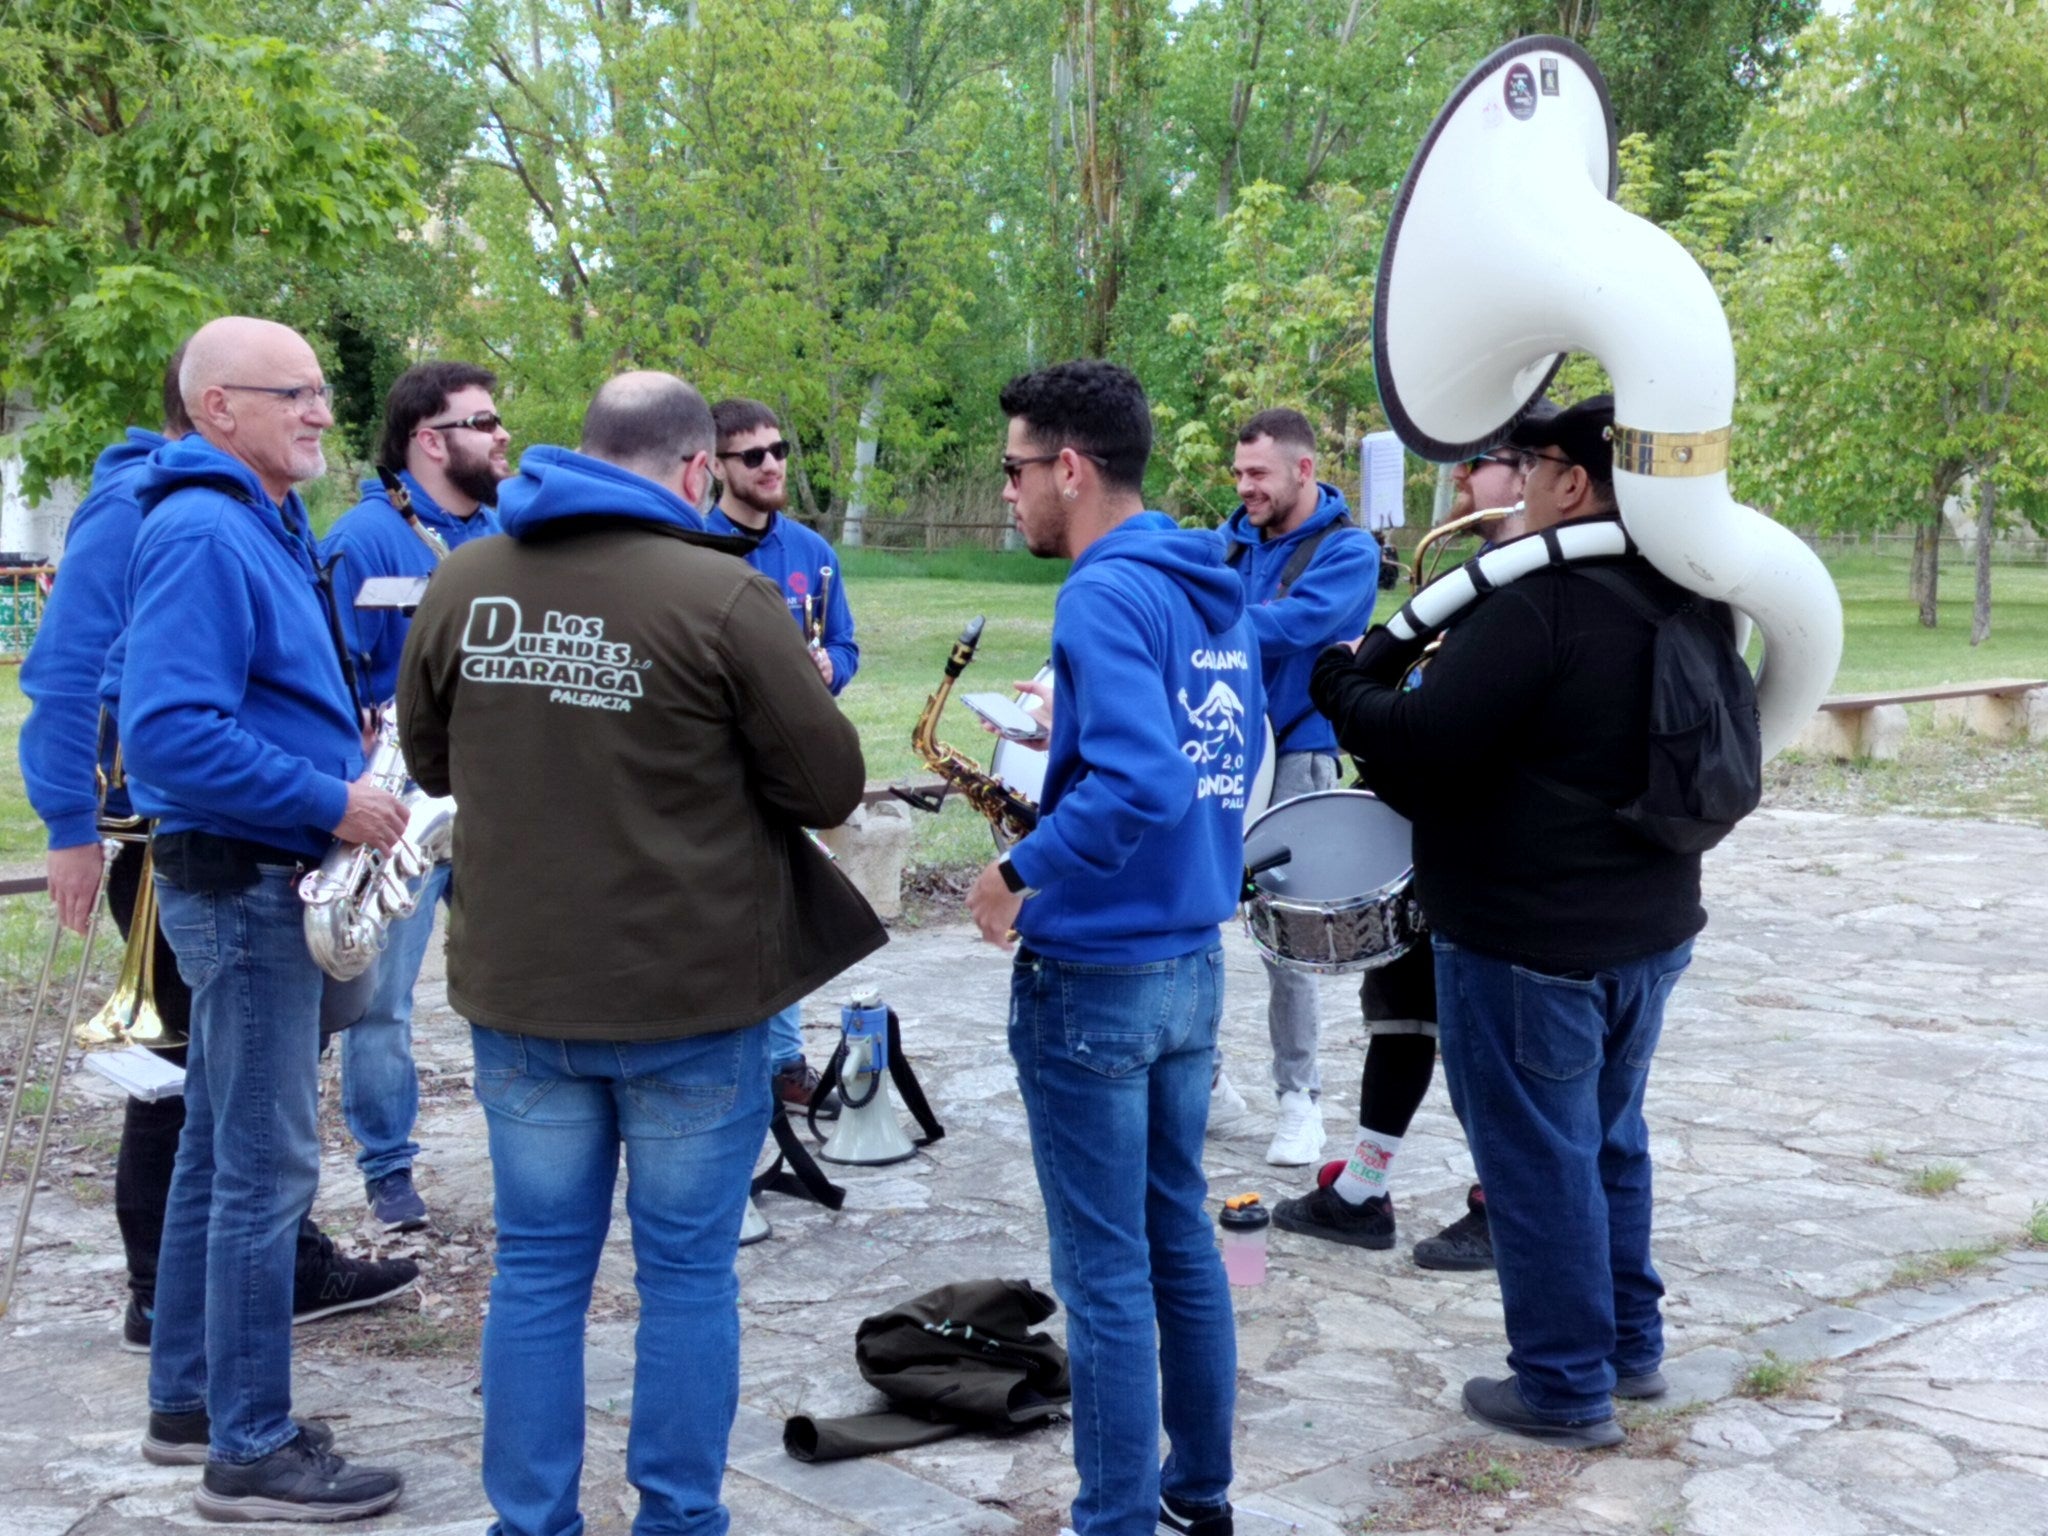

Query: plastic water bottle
[1218,1194,1271,1287]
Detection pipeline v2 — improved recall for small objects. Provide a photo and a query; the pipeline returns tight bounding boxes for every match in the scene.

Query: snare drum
[989,665,1278,848]
[1241,789,1425,974]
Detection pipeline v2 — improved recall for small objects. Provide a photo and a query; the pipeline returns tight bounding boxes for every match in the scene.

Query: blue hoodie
[18,429,164,849]
[495,445,706,540]
[1218,482,1379,755]
[705,507,859,695]
[117,437,364,856]
[1007,512,1265,963]
[320,471,503,703]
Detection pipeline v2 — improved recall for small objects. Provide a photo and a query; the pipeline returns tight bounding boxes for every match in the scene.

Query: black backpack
[1556,565,1763,854]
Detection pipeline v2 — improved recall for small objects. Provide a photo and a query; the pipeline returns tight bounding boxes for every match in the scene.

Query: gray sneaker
[142,1409,335,1468]
[193,1429,402,1523]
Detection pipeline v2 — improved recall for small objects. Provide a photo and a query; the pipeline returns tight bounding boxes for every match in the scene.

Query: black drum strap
[752,1107,846,1210]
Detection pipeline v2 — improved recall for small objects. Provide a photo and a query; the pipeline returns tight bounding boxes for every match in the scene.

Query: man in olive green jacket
[397,370,884,1536]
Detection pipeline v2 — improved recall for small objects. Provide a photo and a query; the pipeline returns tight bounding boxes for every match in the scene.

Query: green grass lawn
[1,545,2042,870]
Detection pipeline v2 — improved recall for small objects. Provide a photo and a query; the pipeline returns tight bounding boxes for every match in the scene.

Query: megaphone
[740,1196,771,1247]
[818,991,918,1167]
[1373,36,1842,758]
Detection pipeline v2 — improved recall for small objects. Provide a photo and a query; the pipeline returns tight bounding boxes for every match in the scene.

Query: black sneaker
[1158,1492,1234,1535]
[1461,1375,1622,1450]
[122,1297,153,1354]
[293,1232,420,1326]
[142,1409,335,1468]
[1614,1368,1668,1399]
[1413,1185,1494,1271]
[1271,1163,1396,1251]
[364,1169,429,1233]
[192,1429,402,1523]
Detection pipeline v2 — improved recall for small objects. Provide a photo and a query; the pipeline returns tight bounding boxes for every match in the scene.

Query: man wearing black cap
[1309,394,1708,1450]
[1271,408,1548,1267]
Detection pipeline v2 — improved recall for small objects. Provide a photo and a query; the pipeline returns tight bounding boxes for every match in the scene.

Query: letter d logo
[463,596,521,654]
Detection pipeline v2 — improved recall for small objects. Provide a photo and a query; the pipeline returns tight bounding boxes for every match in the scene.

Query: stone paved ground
[3,807,2046,1535]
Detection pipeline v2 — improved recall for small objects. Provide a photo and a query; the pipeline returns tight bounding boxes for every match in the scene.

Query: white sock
[1332,1126,1401,1205]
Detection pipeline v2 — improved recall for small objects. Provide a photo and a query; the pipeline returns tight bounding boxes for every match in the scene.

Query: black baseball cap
[1503,400,1560,449]
[1513,394,1614,477]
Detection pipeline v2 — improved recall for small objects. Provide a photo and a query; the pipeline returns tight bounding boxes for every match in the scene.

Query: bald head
[178,316,333,502]
[580,371,715,483]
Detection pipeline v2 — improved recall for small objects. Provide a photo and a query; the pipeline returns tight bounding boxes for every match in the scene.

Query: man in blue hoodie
[320,360,511,1234]
[119,315,409,1521]
[18,350,418,1359]
[1213,408,1381,1168]
[707,396,859,1114]
[966,360,1262,1536]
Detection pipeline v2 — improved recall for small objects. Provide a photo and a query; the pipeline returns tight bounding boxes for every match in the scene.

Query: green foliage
[1739,1349,1818,1398]
[1159,179,1380,522]
[1909,1161,1964,1198]
[1728,0,2048,578]
[0,0,425,494]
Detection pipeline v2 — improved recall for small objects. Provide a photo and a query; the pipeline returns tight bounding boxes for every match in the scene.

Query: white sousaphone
[1373,36,1841,759]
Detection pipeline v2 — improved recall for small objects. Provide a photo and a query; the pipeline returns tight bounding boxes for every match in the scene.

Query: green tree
[0,0,424,496]
[1730,0,2048,638]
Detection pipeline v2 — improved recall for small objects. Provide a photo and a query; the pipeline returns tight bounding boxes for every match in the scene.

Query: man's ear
[681,451,712,509]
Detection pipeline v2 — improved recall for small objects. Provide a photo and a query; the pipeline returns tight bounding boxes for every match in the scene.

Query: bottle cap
[1218,1192,1271,1231]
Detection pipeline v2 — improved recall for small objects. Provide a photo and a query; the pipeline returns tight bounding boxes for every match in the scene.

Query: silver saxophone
[301,712,455,982]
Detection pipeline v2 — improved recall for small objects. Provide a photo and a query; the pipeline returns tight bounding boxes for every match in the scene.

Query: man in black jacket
[1310,396,1702,1450]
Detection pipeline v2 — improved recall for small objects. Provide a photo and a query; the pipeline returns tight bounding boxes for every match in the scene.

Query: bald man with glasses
[120,315,408,1520]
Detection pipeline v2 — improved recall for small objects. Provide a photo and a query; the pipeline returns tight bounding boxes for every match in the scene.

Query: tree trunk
[1910,519,1940,629]
[1971,474,1995,645]
[840,375,885,548]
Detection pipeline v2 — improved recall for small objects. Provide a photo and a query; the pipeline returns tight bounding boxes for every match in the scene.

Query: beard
[446,443,506,508]
[728,478,788,517]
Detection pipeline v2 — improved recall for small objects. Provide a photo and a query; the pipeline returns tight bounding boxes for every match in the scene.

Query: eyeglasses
[717,439,792,469]
[222,383,332,409]
[1520,451,1572,473]
[1463,452,1521,472]
[1001,449,1108,486]
[422,411,506,435]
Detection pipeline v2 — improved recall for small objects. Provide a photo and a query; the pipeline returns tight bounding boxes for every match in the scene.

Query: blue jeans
[149,867,327,1463]
[1434,934,1694,1424]
[343,860,448,1182]
[1008,943,1235,1536]
[472,1022,771,1536]
[764,1001,804,1072]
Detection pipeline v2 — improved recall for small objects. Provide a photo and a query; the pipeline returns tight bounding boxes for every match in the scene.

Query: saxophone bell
[890,616,1039,841]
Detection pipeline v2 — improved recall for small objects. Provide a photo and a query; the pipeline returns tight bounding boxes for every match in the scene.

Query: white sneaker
[1265,1090,1326,1166]
[1205,1069,1258,1140]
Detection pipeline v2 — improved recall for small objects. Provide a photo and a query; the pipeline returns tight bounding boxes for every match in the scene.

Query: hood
[352,469,474,534]
[496,445,705,539]
[92,428,167,488]
[1221,481,1352,550]
[1072,511,1247,634]
[132,435,307,544]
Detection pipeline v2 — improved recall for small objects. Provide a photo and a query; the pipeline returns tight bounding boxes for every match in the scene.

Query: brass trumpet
[1407,503,1518,590]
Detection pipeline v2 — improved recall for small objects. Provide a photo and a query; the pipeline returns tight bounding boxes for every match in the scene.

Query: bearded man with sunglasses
[708,398,861,1113]
[319,361,514,1234]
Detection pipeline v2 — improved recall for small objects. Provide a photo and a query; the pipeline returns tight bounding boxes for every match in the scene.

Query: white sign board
[1360,431,1406,530]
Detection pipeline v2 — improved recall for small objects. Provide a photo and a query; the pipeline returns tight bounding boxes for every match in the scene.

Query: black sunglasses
[1002,448,1109,486]
[1463,451,1521,472]
[718,439,792,469]
[422,411,505,435]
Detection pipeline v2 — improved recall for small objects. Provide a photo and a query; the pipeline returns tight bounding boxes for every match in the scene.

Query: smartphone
[962,692,1048,741]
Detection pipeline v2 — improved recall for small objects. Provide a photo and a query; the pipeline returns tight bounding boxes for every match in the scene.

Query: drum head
[1247,716,1278,818]
[1244,789,1412,901]
[987,663,1054,851]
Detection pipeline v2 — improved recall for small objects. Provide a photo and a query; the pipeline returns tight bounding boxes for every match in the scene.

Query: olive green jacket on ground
[398,517,885,1041]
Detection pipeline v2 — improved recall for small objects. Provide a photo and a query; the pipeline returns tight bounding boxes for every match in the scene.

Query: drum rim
[1242,787,1416,896]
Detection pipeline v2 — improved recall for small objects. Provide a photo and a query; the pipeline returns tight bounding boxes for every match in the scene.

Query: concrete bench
[1794,679,2048,761]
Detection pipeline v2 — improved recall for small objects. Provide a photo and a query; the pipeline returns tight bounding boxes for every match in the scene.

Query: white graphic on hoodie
[1179,678,1251,806]
[459,596,645,713]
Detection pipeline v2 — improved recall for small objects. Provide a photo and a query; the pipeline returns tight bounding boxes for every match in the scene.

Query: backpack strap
[1570,562,1679,626]
[1223,517,1347,600]
[752,1105,847,1210]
